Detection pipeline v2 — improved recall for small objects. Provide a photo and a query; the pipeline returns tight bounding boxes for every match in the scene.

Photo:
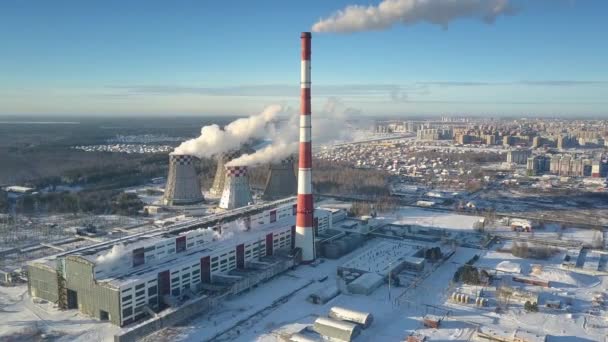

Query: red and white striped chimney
[296,32,315,262]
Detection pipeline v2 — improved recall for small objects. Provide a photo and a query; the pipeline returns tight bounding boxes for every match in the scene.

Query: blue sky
[0,0,607,117]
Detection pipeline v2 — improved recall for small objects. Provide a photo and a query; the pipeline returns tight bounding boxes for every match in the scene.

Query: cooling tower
[209,150,241,197]
[262,156,297,201]
[163,154,205,205]
[219,166,253,210]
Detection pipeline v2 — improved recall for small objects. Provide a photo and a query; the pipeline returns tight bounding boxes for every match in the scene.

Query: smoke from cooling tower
[173,104,285,157]
[312,0,518,33]
[227,97,358,167]
[227,141,299,167]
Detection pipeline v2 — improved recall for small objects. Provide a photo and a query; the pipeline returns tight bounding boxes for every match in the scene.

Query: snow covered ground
[381,207,482,230]
[1,204,606,341]
[0,285,119,341]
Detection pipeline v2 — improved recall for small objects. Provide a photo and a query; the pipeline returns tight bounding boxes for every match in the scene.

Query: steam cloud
[227,97,357,167]
[173,104,285,157]
[174,97,360,167]
[312,0,517,33]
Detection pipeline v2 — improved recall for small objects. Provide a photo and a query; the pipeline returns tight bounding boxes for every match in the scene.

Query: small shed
[313,317,361,342]
[328,306,373,328]
[307,285,340,305]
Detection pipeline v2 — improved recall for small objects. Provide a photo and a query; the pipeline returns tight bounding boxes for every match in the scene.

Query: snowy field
[0,285,120,341]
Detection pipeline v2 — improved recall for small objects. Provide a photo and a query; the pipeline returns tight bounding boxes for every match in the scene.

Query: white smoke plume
[96,243,127,265]
[227,97,358,167]
[213,219,248,241]
[173,104,285,157]
[227,141,299,167]
[312,0,517,33]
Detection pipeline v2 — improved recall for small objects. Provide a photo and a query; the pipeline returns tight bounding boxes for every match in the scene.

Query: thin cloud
[519,80,608,86]
[107,84,420,102]
[312,0,519,34]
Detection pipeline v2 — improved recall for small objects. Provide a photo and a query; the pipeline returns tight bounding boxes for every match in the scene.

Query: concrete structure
[209,150,241,197]
[549,155,591,177]
[163,154,204,205]
[526,155,551,176]
[296,32,315,262]
[591,159,607,178]
[219,166,253,210]
[262,156,297,200]
[27,198,300,326]
[507,149,531,165]
[313,317,360,342]
[416,128,439,141]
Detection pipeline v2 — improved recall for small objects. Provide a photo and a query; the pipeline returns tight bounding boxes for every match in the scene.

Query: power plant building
[26,196,335,327]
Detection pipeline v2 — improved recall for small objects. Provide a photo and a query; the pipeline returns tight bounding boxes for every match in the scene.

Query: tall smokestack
[295,32,315,262]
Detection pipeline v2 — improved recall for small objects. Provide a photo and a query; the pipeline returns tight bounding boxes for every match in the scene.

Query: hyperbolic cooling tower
[219,165,253,210]
[262,156,297,200]
[163,154,205,205]
[209,150,242,197]
[295,32,315,262]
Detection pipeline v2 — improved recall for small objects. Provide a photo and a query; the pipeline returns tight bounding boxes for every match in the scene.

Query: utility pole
[388,261,392,302]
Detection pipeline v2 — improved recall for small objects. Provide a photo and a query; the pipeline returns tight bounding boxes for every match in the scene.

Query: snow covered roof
[341,240,419,276]
[314,317,358,332]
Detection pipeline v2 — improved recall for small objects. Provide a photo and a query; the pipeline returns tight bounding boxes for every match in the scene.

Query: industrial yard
[1,201,607,341]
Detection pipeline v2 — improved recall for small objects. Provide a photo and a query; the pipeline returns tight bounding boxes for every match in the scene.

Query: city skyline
[1,0,607,116]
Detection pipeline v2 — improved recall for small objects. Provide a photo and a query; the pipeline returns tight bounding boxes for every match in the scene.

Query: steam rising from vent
[214,219,248,240]
[173,105,285,157]
[312,0,517,33]
[95,244,129,275]
[96,243,127,265]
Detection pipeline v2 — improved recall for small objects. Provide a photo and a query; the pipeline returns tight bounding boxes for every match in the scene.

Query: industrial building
[27,198,335,326]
